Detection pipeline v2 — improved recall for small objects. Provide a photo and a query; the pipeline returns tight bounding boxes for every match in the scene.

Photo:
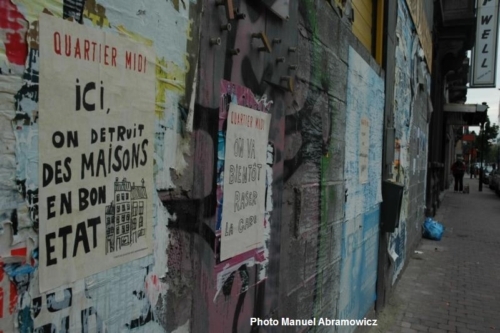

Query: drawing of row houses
[105,177,148,254]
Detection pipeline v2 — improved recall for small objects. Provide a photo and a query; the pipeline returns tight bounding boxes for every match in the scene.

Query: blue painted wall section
[338,46,384,332]
[339,207,380,320]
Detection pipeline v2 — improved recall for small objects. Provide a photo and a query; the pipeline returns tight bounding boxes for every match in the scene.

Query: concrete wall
[0,0,431,332]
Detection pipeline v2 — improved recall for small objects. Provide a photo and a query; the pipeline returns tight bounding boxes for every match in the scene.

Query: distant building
[105,177,148,253]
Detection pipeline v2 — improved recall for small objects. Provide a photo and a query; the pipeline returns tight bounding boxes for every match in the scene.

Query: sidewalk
[371,176,500,333]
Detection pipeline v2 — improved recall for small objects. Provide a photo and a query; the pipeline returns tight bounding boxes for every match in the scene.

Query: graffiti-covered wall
[388,0,431,284]
[0,0,200,331]
[191,0,386,330]
[1,0,434,332]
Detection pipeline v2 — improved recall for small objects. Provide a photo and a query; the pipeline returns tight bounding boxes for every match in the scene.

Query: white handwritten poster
[39,14,155,292]
[359,117,370,183]
[220,104,271,261]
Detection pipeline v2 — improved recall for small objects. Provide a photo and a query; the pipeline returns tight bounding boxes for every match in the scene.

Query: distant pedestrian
[470,164,474,179]
[451,158,466,192]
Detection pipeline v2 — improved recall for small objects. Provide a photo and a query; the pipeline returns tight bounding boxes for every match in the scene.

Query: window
[116,227,119,234]
[122,215,125,222]
[132,218,137,228]
[116,194,120,202]
[126,214,130,221]
[122,225,126,234]
[139,202,144,214]
[107,217,110,224]
[121,193,125,200]
[126,224,129,232]
[117,205,120,213]
[127,203,130,210]
[139,216,143,228]
[126,193,129,200]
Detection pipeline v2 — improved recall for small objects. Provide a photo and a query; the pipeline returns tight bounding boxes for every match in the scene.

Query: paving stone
[409,324,428,332]
[401,328,418,333]
[428,328,446,333]
[437,323,455,331]
[447,321,466,328]
[403,316,421,325]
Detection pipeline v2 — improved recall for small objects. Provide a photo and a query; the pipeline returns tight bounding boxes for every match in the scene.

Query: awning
[443,103,488,113]
[444,103,488,126]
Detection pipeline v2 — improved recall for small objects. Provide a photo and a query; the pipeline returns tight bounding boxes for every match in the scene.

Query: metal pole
[497,142,500,168]
[479,122,484,191]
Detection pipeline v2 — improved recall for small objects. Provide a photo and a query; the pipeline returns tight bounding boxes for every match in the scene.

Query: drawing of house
[105,177,148,253]
[130,179,147,244]
[105,202,115,254]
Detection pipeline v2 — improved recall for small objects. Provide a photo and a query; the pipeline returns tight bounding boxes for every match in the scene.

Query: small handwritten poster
[359,117,370,183]
[220,104,271,261]
[38,14,155,292]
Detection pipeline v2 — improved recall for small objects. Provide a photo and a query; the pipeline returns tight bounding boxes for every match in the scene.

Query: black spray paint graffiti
[224,265,249,333]
[14,49,39,113]
[176,1,293,330]
[63,0,87,22]
[29,263,156,332]
[32,288,73,315]
[125,263,156,329]
[125,290,155,329]
[31,286,155,332]
[13,48,40,232]
[16,180,39,228]
[32,287,105,333]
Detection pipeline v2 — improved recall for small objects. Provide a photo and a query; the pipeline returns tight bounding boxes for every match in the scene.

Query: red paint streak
[0,287,3,318]
[0,265,4,318]
[152,274,158,286]
[0,265,18,317]
[10,247,26,257]
[0,0,28,65]
[145,274,160,294]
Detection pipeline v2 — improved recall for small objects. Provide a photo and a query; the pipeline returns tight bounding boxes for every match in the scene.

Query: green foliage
[488,144,499,163]
[475,115,500,162]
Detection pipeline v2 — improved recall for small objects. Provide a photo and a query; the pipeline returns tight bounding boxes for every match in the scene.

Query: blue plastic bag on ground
[422,217,444,241]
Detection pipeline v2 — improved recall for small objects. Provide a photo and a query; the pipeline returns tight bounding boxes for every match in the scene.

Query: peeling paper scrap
[388,246,398,263]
